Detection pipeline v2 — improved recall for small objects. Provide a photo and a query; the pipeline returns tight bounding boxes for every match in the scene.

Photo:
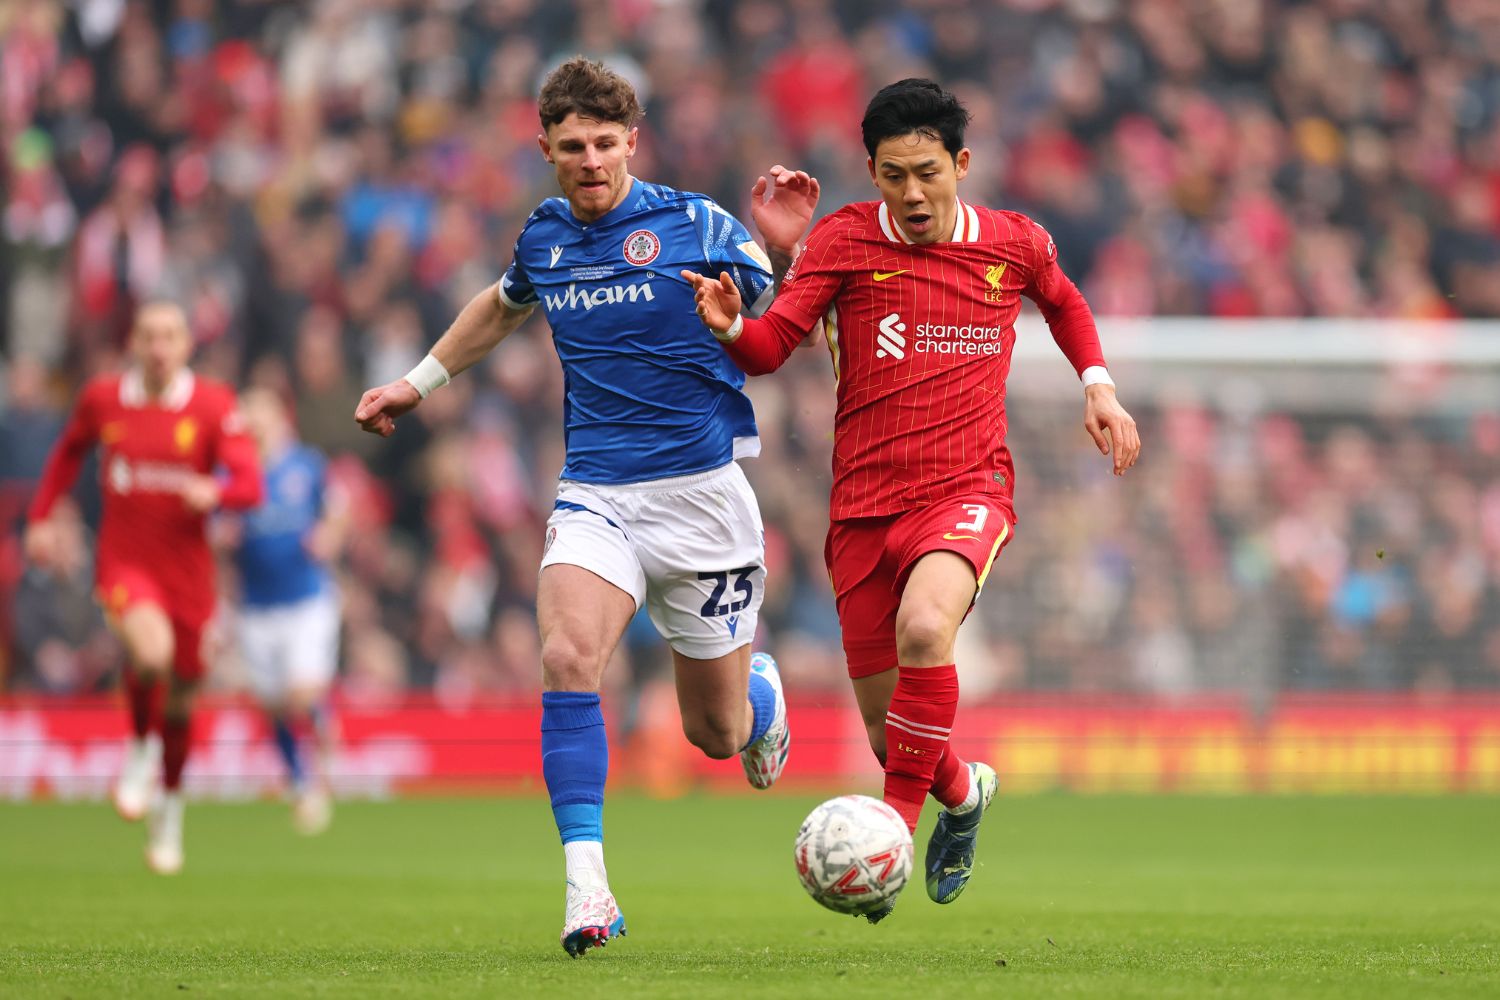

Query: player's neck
[570,175,636,224]
[895,198,961,245]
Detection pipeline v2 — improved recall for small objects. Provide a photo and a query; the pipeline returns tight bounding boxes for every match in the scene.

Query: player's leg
[640,463,786,788]
[146,612,210,875]
[282,592,341,835]
[883,550,974,832]
[240,605,306,800]
[539,562,636,956]
[105,578,175,822]
[890,499,1013,904]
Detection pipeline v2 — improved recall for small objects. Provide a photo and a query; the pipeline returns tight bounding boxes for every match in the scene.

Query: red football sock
[883,664,959,832]
[929,744,971,810]
[124,670,162,740]
[162,715,192,792]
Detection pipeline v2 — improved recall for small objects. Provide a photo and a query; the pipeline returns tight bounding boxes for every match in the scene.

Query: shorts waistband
[560,462,738,493]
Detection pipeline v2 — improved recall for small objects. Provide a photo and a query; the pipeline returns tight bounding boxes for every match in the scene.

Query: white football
[793,794,914,916]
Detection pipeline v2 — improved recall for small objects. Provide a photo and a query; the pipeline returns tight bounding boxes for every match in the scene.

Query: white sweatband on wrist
[404,354,452,398]
[714,314,744,344]
[1081,365,1114,389]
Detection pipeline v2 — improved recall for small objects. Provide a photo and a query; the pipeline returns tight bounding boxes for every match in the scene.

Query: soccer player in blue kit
[233,388,344,835]
[354,57,818,956]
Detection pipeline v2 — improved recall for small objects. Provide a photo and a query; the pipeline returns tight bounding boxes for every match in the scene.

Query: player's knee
[540,636,604,691]
[121,608,174,675]
[894,607,954,665]
[682,712,742,760]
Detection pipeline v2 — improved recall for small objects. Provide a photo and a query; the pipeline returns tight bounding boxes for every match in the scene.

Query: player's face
[540,115,637,223]
[868,133,971,245]
[130,304,193,388]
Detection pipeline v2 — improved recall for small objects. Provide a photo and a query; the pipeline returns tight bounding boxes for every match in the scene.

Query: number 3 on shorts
[956,504,988,533]
[698,566,757,618]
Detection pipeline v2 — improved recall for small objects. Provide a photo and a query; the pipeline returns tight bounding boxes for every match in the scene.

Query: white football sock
[564,840,609,891]
[946,767,981,815]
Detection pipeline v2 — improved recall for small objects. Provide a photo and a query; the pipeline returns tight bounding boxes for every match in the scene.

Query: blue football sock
[541,691,607,844]
[742,669,777,750]
[272,715,305,789]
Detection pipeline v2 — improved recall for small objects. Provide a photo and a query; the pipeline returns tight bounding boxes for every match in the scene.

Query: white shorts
[238,591,341,703]
[540,462,766,660]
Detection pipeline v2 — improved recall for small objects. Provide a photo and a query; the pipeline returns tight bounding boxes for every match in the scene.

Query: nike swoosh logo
[873,270,910,282]
[943,533,980,541]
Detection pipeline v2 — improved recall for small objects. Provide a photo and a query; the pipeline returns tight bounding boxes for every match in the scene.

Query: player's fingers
[751,175,767,200]
[354,388,382,421]
[1084,415,1109,455]
[719,271,736,294]
[679,268,701,287]
[809,177,820,198]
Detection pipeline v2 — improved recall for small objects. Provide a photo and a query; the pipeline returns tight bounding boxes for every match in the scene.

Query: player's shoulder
[975,206,1057,260]
[80,373,124,405]
[805,201,879,247]
[190,374,237,405]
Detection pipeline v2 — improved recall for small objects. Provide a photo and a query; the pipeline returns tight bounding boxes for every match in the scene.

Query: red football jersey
[728,200,1107,520]
[28,369,262,617]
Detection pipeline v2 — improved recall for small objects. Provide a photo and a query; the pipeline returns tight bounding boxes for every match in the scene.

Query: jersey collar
[574,176,645,229]
[877,199,981,244]
[120,367,196,410]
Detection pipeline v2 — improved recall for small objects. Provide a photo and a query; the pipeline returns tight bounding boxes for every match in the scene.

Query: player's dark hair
[861,78,971,161]
[538,56,644,130]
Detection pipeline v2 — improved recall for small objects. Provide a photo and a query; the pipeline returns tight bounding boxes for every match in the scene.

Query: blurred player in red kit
[24,301,263,874]
[686,79,1142,920]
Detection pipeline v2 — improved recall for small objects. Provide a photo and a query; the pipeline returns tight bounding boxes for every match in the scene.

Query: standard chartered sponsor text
[913,321,1005,355]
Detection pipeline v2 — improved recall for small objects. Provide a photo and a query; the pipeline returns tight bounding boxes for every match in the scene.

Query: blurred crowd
[2,0,1499,700]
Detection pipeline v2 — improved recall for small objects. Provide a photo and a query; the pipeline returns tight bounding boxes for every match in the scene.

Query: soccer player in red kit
[685,79,1141,919]
[24,301,262,874]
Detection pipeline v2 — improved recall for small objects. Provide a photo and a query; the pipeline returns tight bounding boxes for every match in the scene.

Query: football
[793,795,914,916]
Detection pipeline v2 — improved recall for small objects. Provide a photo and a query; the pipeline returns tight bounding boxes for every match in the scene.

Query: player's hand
[303,521,339,563]
[182,475,222,513]
[751,165,819,254]
[679,270,743,337]
[22,520,60,572]
[1084,384,1141,476]
[354,379,421,437]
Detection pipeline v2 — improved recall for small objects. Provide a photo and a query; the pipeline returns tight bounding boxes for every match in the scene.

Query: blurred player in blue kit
[354,57,819,956]
[232,388,345,835]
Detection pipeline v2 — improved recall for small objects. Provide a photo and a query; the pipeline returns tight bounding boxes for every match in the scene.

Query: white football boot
[112,734,161,822]
[145,791,184,875]
[560,880,626,957]
[739,652,790,790]
[292,785,333,836]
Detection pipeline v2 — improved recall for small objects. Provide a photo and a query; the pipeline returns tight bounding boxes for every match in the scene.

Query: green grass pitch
[2,795,1498,998]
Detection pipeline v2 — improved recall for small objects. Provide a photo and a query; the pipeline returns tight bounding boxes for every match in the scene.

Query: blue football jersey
[499,179,774,484]
[235,444,331,607]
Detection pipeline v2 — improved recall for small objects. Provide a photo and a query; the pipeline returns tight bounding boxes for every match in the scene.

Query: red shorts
[96,563,214,682]
[825,493,1015,679]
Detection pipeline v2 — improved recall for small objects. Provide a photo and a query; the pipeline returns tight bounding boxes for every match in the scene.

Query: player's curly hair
[861,78,971,161]
[537,56,644,130]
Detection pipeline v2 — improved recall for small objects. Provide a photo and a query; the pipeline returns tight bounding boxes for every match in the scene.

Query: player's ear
[953,148,971,182]
[866,156,877,185]
[625,126,638,159]
[537,133,553,164]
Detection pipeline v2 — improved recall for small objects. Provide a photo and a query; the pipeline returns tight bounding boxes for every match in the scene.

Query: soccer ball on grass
[793,794,913,917]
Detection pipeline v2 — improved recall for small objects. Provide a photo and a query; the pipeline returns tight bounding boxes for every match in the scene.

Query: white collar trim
[120,368,196,410]
[878,200,979,244]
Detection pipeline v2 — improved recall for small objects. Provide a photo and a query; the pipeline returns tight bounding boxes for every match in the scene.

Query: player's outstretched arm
[355,285,534,437]
[751,165,819,288]
[681,270,814,375]
[25,387,101,570]
[1084,383,1141,476]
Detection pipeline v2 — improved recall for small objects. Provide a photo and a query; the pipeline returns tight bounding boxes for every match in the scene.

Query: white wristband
[714,314,744,344]
[1081,365,1114,389]
[404,354,452,398]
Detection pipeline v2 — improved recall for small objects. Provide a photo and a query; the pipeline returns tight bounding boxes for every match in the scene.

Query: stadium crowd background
[1,0,1498,704]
